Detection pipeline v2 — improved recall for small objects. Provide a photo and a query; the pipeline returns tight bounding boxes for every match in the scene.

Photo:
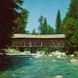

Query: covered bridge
[12,34,65,53]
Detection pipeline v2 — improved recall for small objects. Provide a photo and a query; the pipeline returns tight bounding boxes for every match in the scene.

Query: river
[0,55,78,78]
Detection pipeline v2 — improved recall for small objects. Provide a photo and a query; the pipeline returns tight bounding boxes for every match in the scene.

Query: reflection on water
[0,55,78,78]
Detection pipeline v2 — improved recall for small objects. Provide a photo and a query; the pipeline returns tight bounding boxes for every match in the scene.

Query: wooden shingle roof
[12,34,65,39]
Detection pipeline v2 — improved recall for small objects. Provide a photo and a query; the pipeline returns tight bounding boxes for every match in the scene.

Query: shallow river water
[0,55,78,78]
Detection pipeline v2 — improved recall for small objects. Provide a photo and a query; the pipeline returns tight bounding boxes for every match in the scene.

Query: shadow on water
[0,55,34,71]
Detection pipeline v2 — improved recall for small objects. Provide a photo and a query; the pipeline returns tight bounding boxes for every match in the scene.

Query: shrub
[74,51,78,56]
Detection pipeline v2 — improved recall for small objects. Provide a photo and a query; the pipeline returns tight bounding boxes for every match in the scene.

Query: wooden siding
[12,38,65,48]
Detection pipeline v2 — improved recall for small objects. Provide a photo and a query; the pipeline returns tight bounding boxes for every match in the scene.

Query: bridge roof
[12,34,65,39]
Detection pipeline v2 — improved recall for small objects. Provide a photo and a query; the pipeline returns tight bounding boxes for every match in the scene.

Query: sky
[22,0,71,33]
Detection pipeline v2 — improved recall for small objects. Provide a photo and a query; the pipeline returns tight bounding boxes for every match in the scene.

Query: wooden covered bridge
[12,34,65,53]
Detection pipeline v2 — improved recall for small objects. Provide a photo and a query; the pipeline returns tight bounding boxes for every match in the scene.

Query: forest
[0,0,78,55]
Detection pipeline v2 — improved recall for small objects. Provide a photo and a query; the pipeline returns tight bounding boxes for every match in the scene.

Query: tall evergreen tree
[0,0,23,48]
[32,29,36,34]
[62,0,78,54]
[47,25,55,34]
[55,10,61,34]
[63,18,75,54]
[42,18,48,34]
[38,16,55,34]
[38,16,44,34]
[68,0,78,20]
[14,9,29,33]
[32,28,38,35]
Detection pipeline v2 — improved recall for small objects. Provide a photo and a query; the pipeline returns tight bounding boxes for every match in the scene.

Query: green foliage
[71,20,78,51]
[38,16,44,34]
[47,25,55,34]
[68,0,78,19]
[62,0,78,54]
[74,51,78,56]
[0,0,23,49]
[63,18,75,35]
[32,28,38,35]
[42,18,48,34]
[55,10,61,34]
[38,16,55,34]
[14,9,29,33]
[61,12,70,34]
[44,48,49,55]
[63,18,76,54]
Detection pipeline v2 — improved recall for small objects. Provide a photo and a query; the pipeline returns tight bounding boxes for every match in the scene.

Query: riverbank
[5,49,76,57]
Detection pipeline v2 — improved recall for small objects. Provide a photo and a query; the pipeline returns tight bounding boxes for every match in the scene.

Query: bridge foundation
[31,47,37,53]
[19,47,25,52]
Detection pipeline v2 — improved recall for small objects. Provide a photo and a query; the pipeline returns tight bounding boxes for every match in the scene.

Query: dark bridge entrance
[12,34,65,53]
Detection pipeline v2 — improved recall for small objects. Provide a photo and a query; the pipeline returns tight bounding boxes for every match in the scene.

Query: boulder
[49,51,66,57]
[70,55,74,57]
[53,75,64,78]
[70,59,78,64]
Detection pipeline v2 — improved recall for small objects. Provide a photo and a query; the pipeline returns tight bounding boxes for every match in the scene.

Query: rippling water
[0,55,78,78]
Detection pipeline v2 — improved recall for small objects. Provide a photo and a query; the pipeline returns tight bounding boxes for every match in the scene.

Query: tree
[63,18,78,54]
[0,0,23,49]
[62,0,78,28]
[62,0,78,54]
[38,16,55,34]
[32,28,38,35]
[71,20,78,51]
[47,25,55,34]
[55,10,61,34]
[63,18,75,54]
[62,0,78,29]
[41,18,48,34]
[38,16,44,34]
[14,9,29,33]
[61,12,69,33]
[68,0,78,20]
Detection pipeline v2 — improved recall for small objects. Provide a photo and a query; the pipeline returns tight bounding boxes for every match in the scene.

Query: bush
[74,51,78,56]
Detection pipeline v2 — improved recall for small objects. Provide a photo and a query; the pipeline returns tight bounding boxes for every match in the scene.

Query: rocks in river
[70,59,78,64]
[52,59,56,62]
[20,71,25,73]
[48,51,66,59]
[34,53,44,58]
[12,74,16,77]
[53,75,64,78]
[48,54,53,57]
[56,56,61,59]
[70,54,74,57]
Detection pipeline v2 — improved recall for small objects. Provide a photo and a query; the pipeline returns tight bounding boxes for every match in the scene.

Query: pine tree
[0,0,23,48]
[62,0,78,54]
[32,29,38,35]
[14,9,29,34]
[42,18,48,34]
[38,16,55,34]
[48,25,55,34]
[38,16,44,34]
[55,10,61,34]
[68,0,78,20]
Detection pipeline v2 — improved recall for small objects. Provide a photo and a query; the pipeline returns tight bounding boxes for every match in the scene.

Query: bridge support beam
[31,47,37,53]
[19,47,25,52]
